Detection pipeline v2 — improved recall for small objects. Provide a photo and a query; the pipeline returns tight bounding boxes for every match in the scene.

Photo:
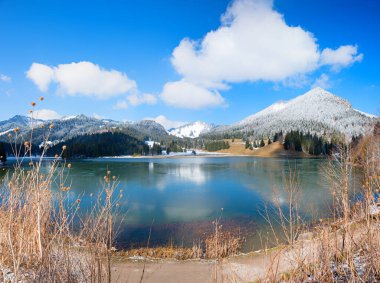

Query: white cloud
[127,92,157,106]
[144,115,188,130]
[93,113,106,120]
[113,92,157,109]
[320,45,363,71]
[113,100,129,109]
[29,109,62,120]
[161,80,225,109]
[162,0,362,109]
[312,73,330,89]
[26,63,54,91]
[172,0,321,85]
[0,74,11,82]
[27,61,137,99]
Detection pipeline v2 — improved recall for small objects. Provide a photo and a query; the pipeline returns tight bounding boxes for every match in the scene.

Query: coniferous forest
[48,132,150,158]
[204,140,230,151]
[283,130,334,155]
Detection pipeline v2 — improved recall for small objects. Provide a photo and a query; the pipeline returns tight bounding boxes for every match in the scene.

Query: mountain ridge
[0,114,170,145]
[0,88,378,144]
[207,87,377,140]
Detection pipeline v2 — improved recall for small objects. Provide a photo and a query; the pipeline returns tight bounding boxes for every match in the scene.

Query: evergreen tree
[0,142,6,165]
[284,133,290,150]
[150,143,162,155]
[245,140,250,149]
[205,140,230,151]
[283,130,333,155]
[167,141,182,153]
[48,132,150,158]
[273,133,279,142]
[260,139,265,147]
[374,121,380,136]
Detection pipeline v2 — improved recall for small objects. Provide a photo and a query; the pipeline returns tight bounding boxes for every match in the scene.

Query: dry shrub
[117,219,243,261]
[259,132,380,282]
[205,215,243,259]
[117,244,203,260]
[0,107,121,282]
[261,165,304,247]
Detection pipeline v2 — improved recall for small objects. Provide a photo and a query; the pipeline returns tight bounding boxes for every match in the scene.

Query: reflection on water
[166,163,208,185]
[2,156,333,251]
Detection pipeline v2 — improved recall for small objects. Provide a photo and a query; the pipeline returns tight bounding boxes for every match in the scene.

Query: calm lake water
[1,156,332,251]
[63,156,331,251]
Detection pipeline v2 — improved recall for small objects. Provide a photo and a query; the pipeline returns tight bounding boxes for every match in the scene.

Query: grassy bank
[215,139,310,158]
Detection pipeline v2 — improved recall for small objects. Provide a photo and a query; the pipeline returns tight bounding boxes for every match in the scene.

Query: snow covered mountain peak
[293,87,351,109]
[226,88,378,139]
[61,115,79,121]
[169,121,214,138]
[246,100,288,121]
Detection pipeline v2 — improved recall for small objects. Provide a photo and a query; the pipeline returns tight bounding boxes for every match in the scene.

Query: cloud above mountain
[320,45,363,71]
[144,115,187,130]
[29,109,62,120]
[161,0,363,109]
[27,61,136,98]
[312,74,331,89]
[26,61,158,109]
[161,80,225,109]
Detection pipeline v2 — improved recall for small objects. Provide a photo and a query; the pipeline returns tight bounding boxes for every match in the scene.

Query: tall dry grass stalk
[258,133,380,282]
[0,102,121,282]
[261,165,303,247]
[205,213,243,259]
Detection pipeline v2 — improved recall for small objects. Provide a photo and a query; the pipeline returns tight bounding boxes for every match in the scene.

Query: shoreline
[95,152,322,160]
[97,151,232,159]
[96,148,323,160]
[111,217,376,282]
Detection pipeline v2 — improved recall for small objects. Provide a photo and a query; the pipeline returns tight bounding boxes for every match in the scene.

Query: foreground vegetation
[0,103,121,282]
[255,132,380,282]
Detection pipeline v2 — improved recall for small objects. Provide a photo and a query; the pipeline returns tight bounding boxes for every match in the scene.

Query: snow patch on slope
[354,109,377,119]
[61,115,78,121]
[169,121,214,138]
[0,128,14,136]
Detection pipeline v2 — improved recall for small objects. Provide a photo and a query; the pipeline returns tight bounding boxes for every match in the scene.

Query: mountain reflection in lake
[13,156,331,251]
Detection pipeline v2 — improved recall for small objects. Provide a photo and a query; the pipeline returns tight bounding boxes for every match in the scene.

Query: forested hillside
[48,132,149,158]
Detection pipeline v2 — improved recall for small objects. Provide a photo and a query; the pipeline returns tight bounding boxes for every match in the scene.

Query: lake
[53,156,331,251]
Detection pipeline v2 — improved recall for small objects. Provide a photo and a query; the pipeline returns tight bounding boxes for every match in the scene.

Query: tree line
[0,142,6,165]
[283,130,334,155]
[48,132,150,158]
[204,140,230,151]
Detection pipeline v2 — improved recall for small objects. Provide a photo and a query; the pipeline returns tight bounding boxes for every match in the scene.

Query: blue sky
[0,0,379,128]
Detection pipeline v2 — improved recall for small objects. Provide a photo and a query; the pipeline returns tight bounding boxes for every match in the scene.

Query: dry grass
[261,166,304,247]
[216,140,308,158]
[0,103,121,282]
[116,246,203,260]
[116,219,243,261]
[256,133,380,282]
[204,214,244,260]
